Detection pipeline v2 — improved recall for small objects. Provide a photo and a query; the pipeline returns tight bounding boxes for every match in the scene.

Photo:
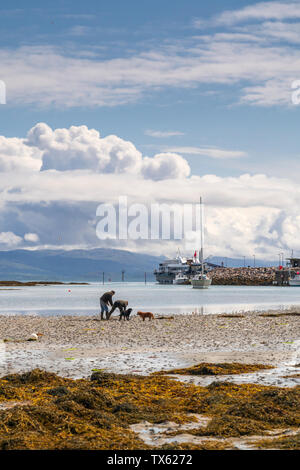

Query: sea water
[0,282,300,316]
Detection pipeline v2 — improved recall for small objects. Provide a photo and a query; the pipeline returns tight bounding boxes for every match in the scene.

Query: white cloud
[24,122,189,179]
[141,153,191,181]
[0,170,298,258]
[246,21,300,44]
[0,123,299,259]
[2,10,300,109]
[0,231,22,246]
[0,136,42,172]
[145,130,185,138]
[215,2,300,25]
[24,233,40,242]
[165,146,247,159]
[241,78,293,106]
[27,123,143,174]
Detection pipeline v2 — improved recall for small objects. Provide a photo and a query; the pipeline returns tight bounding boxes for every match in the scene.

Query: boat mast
[200,196,204,276]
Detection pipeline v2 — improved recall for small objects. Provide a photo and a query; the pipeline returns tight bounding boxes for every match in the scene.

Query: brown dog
[137,311,155,321]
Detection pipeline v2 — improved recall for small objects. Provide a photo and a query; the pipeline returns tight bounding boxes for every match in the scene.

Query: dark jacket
[112,300,128,310]
[109,300,128,315]
[100,291,114,307]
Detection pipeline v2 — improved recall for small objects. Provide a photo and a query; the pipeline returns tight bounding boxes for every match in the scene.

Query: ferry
[154,252,217,285]
[153,251,202,284]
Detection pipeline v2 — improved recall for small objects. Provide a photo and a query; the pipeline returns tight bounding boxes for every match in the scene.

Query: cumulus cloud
[0,231,39,247]
[24,122,189,179]
[0,136,42,172]
[0,173,297,259]
[0,123,298,259]
[141,153,191,181]
[27,123,143,173]
[0,168,298,258]
[24,233,40,243]
[0,231,22,246]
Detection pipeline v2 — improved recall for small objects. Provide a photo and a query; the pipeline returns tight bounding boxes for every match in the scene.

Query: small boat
[174,273,190,285]
[191,273,212,289]
[191,196,212,290]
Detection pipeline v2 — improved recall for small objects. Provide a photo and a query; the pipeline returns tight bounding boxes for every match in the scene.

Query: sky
[1,0,300,259]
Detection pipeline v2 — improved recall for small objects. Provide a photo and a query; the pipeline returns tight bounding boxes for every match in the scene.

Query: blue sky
[1,0,300,178]
[0,1,300,258]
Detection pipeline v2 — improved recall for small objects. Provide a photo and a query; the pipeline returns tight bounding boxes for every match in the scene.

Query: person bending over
[107,300,128,320]
[100,290,115,320]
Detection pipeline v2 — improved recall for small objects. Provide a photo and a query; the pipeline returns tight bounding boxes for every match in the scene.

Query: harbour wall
[210,267,276,286]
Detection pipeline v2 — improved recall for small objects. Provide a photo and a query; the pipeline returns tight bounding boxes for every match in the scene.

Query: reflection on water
[0,282,300,316]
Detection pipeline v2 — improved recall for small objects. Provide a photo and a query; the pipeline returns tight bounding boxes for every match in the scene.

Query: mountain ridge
[0,249,282,282]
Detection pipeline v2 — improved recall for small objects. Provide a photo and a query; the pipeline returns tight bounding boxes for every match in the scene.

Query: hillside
[0,249,165,282]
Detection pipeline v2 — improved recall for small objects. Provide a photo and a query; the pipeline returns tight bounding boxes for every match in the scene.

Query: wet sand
[0,312,299,386]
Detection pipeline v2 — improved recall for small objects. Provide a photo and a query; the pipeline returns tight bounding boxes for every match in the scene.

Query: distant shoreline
[0,281,89,287]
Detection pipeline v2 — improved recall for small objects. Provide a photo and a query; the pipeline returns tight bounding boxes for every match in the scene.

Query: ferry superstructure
[154,251,211,284]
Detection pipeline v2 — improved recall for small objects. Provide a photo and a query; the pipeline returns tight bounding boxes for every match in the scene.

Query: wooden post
[102,272,104,285]
[144,272,147,284]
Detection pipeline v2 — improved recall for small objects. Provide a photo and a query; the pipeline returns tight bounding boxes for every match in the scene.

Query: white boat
[191,273,212,289]
[191,197,212,290]
[289,273,300,286]
[174,273,190,285]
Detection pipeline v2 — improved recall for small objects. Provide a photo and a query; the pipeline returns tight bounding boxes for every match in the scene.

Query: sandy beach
[0,311,299,450]
[1,312,299,386]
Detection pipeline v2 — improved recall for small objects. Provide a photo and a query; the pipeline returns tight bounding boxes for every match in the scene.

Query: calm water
[0,282,300,316]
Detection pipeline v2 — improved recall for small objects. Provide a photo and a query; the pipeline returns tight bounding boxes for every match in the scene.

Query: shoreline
[0,281,89,287]
[0,269,281,287]
[0,312,299,386]
[0,311,299,450]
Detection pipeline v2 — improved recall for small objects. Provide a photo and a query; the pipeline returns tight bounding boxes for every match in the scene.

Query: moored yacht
[191,272,212,289]
[191,197,212,289]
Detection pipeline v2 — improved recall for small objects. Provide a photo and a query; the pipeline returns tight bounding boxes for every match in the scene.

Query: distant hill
[0,249,165,282]
[0,249,282,282]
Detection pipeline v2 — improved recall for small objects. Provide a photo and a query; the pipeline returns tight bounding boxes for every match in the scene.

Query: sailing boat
[191,197,212,289]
